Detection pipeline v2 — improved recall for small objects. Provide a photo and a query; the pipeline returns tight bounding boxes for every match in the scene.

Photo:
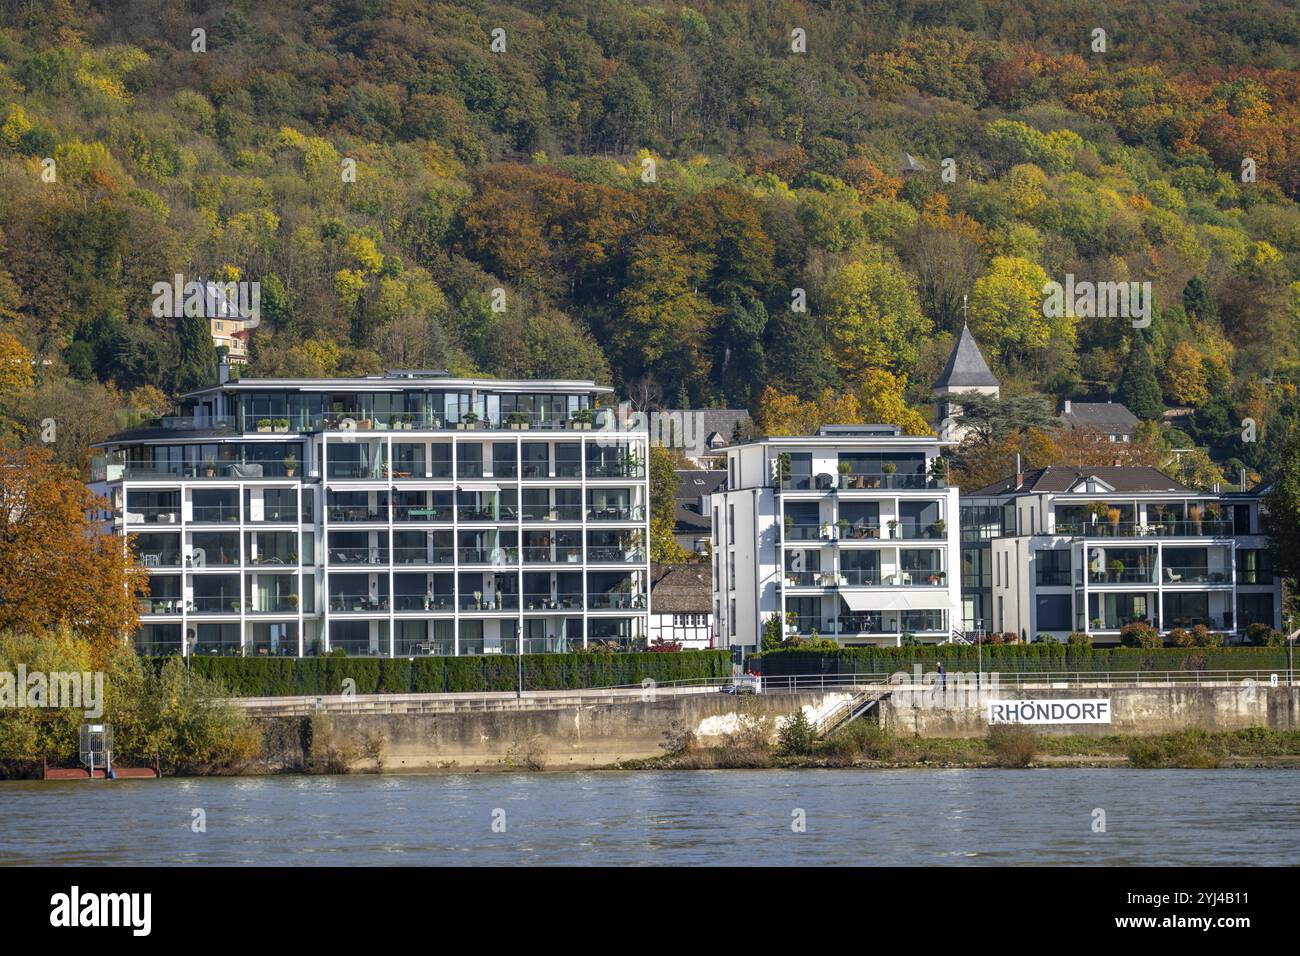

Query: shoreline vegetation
[605,720,1300,773]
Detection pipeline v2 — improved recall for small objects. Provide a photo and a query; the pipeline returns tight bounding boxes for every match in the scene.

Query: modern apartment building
[711,425,962,654]
[963,466,1282,642]
[92,368,650,657]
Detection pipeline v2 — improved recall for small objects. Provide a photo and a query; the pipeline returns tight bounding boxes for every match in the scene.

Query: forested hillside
[2,0,1300,484]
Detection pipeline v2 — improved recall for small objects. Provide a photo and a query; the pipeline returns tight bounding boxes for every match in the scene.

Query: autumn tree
[649,445,689,564]
[0,447,147,657]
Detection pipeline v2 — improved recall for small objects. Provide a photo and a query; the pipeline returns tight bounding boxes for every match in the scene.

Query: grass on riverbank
[614,720,1300,770]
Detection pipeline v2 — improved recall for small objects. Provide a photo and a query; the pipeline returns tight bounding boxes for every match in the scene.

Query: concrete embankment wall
[261,690,851,771]
[879,684,1300,738]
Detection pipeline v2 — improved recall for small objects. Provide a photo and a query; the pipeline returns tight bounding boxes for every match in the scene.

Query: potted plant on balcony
[1189,504,1203,535]
[287,593,299,610]
[283,452,298,478]
[1106,507,1121,534]
[273,418,289,433]
[927,571,945,586]
[887,519,898,539]
[1109,559,1125,582]
[775,452,792,487]
[881,462,897,486]
[821,521,833,539]
[570,407,595,430]
[507,411,530,430]
[837,461,851,487]
[931,518,947,538]
[836,517,849,538]
[256,418,271,433]
[783,514,793,536]
[203,455,217,478]
[1204,506,1221,531]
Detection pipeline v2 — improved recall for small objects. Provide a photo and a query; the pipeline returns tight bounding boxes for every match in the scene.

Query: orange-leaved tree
[0,447,146,658]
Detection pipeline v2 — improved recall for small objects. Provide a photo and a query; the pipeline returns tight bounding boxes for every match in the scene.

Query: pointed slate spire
[933,325,999,390]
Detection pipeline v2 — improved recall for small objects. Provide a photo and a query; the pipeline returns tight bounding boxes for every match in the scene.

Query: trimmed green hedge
[151,650,731,697]
[754,645,1293,676]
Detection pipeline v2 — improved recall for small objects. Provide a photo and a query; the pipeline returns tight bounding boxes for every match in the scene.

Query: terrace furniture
[1164,567,1182,582]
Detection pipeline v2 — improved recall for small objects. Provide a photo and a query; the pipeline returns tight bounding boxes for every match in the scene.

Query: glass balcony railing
[1088,567,1156,584]
[392,546,454,565]
[457,547,519,564]
[393,505,452,522]
[1059,520,1233,538]
[587,592,646,610]
[586,462,646,479]
[778,474,944,491]
[393,594,453,612]
[783,571,820,587]
[523,546,582,563]
[839,569,882,586]
[1162,566,1232,585]
[783,525,823,541]
[189,597,243,613]
[191,505,241,523]
[523,505,583,522]
[328,595,389,612]
[123,507,181,525]
[523,593,584,610]
[326,548,389,565]
[587,506,643,521]
[327,506,387,522]
[587,547,644,563]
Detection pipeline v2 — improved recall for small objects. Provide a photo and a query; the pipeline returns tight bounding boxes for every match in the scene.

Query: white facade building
[964,466,1282,643]
[711,425,962,655]
[93,369,650,657]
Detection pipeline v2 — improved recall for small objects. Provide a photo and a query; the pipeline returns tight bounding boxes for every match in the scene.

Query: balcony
[523,546,582,564]
[523,505,583,522]
[1060,520,1233,538]
[393,594,453,612]
[523,593,584,611]
[587,506,643,521]
[124,507,181,525]
[327,505,387,522]
[587,547,645,563]
[138,598,183,615]
[188,597,244,614]
[457,547,518,564]
[393,505,452,522]
[778,474,944,491]
[587,592,646,610]
[136,550,183,568]
[586,462,646,480]
[328,595,389,612]
[392,546,454,565]
[1088,566,1156,585]
[1162,566,1232,585]
[190,505,240,524]
[326,547,389,566]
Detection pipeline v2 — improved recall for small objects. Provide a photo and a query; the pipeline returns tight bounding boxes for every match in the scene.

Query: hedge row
[150,650,732,697]
[754,645,1293,676]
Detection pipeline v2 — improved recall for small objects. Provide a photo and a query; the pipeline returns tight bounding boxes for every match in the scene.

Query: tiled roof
[969,466,1195,496]
[650,564,713,613]
[1061,401,1139,431]
[933,326,999,389]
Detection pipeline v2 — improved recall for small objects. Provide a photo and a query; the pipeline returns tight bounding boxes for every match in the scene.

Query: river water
[1,769,1296,866]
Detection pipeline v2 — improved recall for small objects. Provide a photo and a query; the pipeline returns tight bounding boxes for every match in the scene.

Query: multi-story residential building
[711,425,962,655]
[964,465,1282,643]
[92,367,650,657]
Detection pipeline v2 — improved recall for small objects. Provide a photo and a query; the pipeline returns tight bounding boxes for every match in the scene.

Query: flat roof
[181,375,615,400]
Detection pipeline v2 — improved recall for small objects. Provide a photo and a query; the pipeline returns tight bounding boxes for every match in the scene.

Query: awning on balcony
[456,482,501,492]
[840,590,948,612]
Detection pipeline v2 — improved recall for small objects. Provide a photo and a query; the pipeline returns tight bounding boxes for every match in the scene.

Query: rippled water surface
[1,769,1296,865]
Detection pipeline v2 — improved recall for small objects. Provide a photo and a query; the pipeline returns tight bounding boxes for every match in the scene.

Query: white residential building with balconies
[963,466,1281,643]
[711,425,962,655]
[92,369,650,658]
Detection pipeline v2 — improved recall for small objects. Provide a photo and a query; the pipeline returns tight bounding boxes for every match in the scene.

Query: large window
[1036,594,1072,631]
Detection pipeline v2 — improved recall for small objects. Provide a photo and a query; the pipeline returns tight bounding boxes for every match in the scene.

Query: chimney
[1113,458,1122,467]
[1063,400,1072,414]
[1014,453,1023,490]
[218,354,230,384]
